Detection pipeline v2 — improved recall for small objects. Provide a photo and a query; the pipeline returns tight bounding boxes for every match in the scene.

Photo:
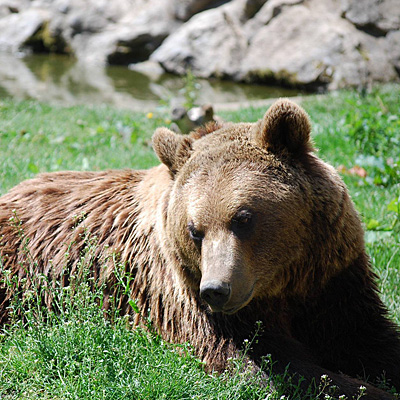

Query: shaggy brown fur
[1,100,399,399]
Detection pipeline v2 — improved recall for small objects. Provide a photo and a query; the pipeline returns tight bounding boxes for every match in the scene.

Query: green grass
[1,308,265,399]
[0,101,161,193]
[0,84,399,399]
[0,247,275,400]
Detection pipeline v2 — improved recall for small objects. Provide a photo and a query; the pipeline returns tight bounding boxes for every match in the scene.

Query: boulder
[243,0,304,39]
[0,0,179,65]
[49,0,178,65]
[341,0,400,35]
[152,0,399,89]
[0,9,48,52]
[387,30,400,75]
[105,5,179,65]
[241,2,398,89]
[172,0,226,21]
[151,1,248,79]
[0,0,399,90]
[0,0,30,18]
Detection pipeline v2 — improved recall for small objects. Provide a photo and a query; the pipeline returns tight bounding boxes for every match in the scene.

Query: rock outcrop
[0,0,399,90]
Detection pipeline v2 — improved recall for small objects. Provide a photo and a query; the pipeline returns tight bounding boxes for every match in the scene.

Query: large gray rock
[341,0,400,35]
[152,0,400,89]
[172,0,225,21]
[105,4,179,65]
[0,0,179,65]
[0,0,399,90]
[0,0,30,18]
[387,30,400,75]
[151,1,247,79]
[243,0,304,39]
[241,1,398,89]
[50,0,178,65]
[0,8,48,52]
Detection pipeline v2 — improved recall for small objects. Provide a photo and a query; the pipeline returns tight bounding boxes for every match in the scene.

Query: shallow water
[0,53,299,111]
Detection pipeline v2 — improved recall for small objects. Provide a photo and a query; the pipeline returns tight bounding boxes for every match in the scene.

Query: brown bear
[0,99,399,399]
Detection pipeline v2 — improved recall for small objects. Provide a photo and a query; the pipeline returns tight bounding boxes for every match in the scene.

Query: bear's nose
[200,280,231,310]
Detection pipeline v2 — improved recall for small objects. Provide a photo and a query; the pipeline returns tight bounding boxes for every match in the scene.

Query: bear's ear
[152,127,193,175]
[255,99,313,156]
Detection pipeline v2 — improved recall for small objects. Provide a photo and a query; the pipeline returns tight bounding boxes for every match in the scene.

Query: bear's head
[152,99,363,314]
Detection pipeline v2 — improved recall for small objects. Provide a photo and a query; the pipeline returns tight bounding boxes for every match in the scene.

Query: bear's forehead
[174,122,303,209]
[188,122,293,170]
[192,122,253,151]
[183,170,299,231]
[180,138,293,185]
[179,154,299,223]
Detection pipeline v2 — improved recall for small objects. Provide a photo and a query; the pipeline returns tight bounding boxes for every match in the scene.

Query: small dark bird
[171,104,222,134]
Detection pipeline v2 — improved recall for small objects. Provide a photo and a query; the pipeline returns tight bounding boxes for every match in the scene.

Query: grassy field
[0,84,399,399]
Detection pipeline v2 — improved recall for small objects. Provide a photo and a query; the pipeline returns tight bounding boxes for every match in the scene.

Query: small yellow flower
[146,112,153,119]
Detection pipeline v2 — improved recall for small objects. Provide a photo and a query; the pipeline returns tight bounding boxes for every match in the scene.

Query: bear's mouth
[222,306,243,315]
[220,285,255,315]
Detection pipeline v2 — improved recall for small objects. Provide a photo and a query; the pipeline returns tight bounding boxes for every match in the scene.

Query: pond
[0,53,300,111]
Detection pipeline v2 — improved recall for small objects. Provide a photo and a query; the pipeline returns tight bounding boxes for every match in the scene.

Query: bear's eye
[188,222,204,244]
[231,209,254,237]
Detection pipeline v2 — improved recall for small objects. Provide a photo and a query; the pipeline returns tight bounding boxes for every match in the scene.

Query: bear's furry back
[0,166,243,370]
